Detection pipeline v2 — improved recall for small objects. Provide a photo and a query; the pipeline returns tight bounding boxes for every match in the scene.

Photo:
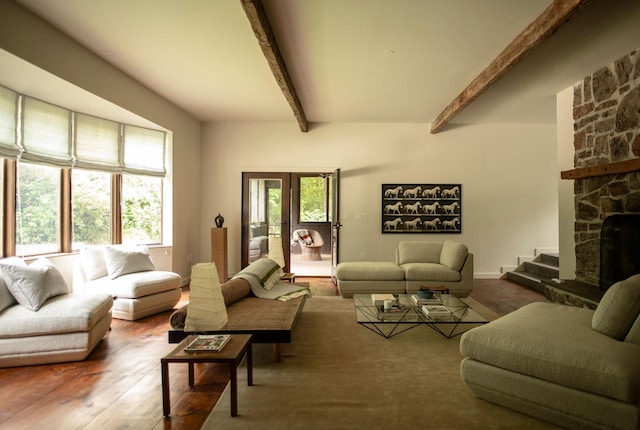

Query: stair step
[539,253,559,267]
[506,271,547,294]
[523,260,559,279]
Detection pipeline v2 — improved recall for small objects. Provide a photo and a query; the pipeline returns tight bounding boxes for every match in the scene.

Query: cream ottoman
[336,262,405,298]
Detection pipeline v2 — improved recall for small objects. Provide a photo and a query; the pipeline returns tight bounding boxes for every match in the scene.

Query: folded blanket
[233,257,310,301]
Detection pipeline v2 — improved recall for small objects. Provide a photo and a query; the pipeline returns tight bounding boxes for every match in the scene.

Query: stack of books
[421,305,452,319]
[184,334,231,352]
[410,294,442,306]
[376,304,409,320]
[371,293,396,307]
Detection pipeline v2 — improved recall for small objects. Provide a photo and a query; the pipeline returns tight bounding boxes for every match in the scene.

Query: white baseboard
[474,272,502,279]
[501,266,517,274]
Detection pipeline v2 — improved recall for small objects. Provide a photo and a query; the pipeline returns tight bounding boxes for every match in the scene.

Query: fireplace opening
[599,214,640,291]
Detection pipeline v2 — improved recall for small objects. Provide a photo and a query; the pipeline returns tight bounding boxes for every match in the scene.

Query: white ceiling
[9,0,640,129]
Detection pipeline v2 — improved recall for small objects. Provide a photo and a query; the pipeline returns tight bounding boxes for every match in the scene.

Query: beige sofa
[459,274,640,430]
[0,257,113,368]
[73,245,182,320]
[336,240,473,298]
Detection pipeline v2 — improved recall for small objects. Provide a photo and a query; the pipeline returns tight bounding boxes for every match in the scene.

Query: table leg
[230,363,238,417]
[188,362,194,386]
[161,361,170,417]
[247,343,253,386]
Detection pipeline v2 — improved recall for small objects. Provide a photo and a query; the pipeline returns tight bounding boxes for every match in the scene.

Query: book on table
[421,305,451,316]
[371,293,396,306]
[185,334,231,352]
[376,304,409,320]
[410,294,442,305]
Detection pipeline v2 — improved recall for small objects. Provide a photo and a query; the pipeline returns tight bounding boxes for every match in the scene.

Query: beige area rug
[203,296,559,430]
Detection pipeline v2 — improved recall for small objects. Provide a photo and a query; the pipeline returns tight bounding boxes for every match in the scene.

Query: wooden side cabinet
[210,228,228,281]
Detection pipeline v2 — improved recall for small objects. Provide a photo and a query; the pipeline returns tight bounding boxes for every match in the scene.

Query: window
[72,169,111,247]
[122,174,162,244]
[299,176,328,222]
[16,162,61,256]
[0,85,170,258]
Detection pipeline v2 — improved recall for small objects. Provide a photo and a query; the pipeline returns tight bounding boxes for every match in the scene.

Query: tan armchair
[292,229,324,261]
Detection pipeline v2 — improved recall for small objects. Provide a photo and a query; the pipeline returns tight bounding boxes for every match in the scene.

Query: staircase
[506,253,559,294]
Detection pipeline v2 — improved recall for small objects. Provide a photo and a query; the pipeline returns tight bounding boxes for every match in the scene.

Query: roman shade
[74,113,121,172]
[0,85,19,159]
[123,125,166,177]
[21,96,73,168]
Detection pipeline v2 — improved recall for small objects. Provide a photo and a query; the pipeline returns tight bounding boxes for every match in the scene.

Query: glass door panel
[241,173,290,270]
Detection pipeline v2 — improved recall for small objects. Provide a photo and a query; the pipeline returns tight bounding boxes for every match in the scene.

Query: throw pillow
[625,313,640,346]
[80,246,108,280]
[592,273,640,340]
[296,230,313,245]
[0,258,69,311]
[104,245,155,279]
[440,240,468,271]
[0,257,25,313]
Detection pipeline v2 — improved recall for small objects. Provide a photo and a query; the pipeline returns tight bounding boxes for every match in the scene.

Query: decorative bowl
[417,289,434,299]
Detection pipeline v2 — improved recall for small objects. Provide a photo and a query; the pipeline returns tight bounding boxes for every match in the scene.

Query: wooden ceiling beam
[430,0,591,134]
[241,0,309,132]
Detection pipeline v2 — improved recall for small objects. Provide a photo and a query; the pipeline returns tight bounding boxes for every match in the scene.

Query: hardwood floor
[0,278,545,429]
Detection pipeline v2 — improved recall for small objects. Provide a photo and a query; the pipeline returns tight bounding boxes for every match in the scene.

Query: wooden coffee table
[161,334,253,417]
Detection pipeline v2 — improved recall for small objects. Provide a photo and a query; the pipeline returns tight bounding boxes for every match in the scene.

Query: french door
[241,173,290,270]
[241,170,340,278]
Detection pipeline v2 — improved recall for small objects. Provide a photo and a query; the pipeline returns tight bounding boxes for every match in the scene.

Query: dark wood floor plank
[0,278,545,429]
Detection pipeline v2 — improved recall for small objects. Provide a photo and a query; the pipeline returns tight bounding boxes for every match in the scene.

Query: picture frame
[381,184,461,234]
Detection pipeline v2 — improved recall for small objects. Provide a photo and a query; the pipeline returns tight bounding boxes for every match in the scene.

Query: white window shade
[123,125,166,177]
[21,97,72,167]
[0,85,20,159]
[74,113,121,172]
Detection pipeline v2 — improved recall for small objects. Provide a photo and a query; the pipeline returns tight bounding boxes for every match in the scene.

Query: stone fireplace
[569,48,640,289]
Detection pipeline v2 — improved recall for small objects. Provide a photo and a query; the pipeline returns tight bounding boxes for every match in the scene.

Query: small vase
[215,213,224,228]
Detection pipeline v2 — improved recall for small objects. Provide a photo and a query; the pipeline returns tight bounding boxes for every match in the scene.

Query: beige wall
[202,122,559,278]
[0,2,202,281]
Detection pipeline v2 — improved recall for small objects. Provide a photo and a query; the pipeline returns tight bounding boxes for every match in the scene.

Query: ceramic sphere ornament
[214,213,224,228]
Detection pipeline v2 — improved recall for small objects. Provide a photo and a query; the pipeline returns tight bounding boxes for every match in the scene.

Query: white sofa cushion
[335,262,405,281]
[80,246,109,280]
[0,293,113,338]
[0,258,69,311]
[440,240,468,271]
[397,241,442,265]
[104,245,155,279]
[87,270,181,299]
[402,263,461,282]
[592,274,640,340]
[0,257,25,313]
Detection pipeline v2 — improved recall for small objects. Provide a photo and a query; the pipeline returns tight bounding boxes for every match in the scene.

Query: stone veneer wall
[572,49,640,286]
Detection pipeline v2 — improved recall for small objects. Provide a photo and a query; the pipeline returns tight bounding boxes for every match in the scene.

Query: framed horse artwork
[381,183,462,234]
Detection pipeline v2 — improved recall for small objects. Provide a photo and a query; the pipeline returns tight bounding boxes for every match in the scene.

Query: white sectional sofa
[336,240,473,298]
[73,245,182,321]
[0,257,113,368]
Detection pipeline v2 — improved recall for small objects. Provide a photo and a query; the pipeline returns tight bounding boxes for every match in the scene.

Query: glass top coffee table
[353,293,488,339]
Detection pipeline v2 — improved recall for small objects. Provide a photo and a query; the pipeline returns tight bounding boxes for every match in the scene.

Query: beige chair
[292,229,324,261]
